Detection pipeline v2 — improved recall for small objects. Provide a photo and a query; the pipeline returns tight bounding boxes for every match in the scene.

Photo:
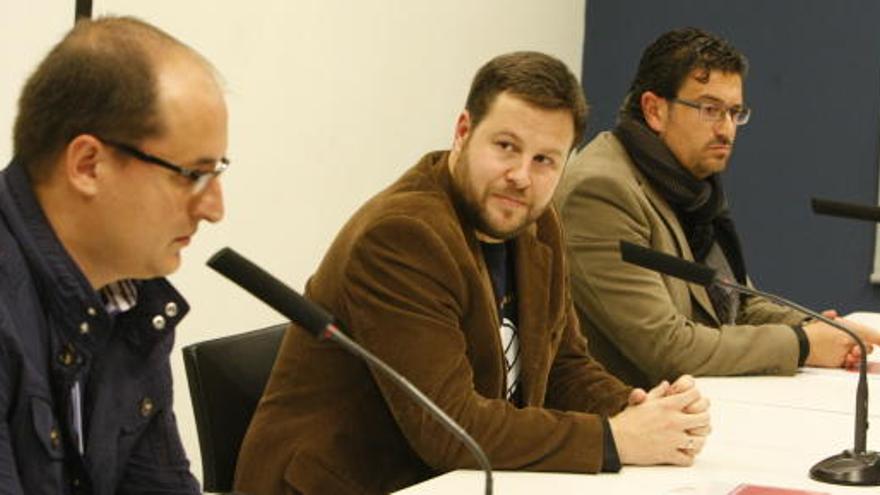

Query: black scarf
[614,117,748,321]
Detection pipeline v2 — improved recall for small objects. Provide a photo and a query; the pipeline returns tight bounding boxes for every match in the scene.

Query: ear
[451,110,472,152]
[62,135,106,197]
[641,91,668,133]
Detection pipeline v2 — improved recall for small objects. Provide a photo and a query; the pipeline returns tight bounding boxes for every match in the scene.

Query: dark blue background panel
[582,0,880,312]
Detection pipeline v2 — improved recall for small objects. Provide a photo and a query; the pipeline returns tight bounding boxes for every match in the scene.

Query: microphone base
[810,450,880,486]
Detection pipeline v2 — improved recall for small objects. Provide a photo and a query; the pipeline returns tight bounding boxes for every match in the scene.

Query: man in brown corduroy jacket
[235,51,711,495]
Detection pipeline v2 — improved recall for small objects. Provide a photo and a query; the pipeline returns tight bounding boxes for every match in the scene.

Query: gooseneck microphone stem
[207,247,493,495]
[713,279,869,454]
[320,324,493,495]
[619,240,880,485]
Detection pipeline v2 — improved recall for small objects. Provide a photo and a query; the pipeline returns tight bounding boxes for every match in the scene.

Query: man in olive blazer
[235,52,710,495]
[557,131,807,387]
[556,28,878,389]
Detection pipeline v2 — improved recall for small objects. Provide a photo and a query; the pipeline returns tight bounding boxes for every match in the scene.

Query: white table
[397,367,880,494]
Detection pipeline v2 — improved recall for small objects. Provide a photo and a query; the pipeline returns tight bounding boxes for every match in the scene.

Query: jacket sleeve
[116,388,200,494]
[738,289,808,327]
[0,306,24,495]
[558,169,800,385]
[341,215,623,474]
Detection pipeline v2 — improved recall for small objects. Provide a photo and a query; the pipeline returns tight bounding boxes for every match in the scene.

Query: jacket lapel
[513,227,553,405]
[631,163,719,324]
[436,157,508,398]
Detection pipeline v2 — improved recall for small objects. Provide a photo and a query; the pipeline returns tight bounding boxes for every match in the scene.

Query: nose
[191,178,225,223]
[505,158,532,189]
[713,112,736,142]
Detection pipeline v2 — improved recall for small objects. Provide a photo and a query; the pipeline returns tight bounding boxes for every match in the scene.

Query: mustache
[494,188,528,201]
[710,136,733,146]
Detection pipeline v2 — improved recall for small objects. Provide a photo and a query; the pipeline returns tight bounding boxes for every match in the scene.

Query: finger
[647,380,670,400]
[844,354,859,370]
[822,309,838,318]
[668,375,695,395]
[678,410,711,430]
[628,388,647,406]
[683,396,710,414]
[686,424,712,436]
[679,434,707,454]
[670,450,695,466]
[663,386,701,410]
[690,436,707,455]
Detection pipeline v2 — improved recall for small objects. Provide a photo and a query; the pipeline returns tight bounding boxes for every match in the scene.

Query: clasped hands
[804,310,880,369]
[609,375,710,466]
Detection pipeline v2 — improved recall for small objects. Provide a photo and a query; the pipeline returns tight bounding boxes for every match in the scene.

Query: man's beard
[452,146,535,241]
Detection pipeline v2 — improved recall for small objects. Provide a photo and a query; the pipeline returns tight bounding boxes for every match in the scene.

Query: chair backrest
[182,323,287,493]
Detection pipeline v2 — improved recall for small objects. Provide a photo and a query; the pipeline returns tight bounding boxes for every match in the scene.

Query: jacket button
[86,307,97,317]
[79,322,90,335]
[164,302,179,317]
[50,427,61,449]
[140,397,154,417]
[58,350,75,366]
[151,315,166,331]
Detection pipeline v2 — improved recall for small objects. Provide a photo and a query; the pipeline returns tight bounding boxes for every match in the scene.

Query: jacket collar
[0,159,188,354]
[0,160,106,321]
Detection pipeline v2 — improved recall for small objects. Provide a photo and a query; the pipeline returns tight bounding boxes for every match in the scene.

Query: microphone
[618,241,716,287]
[207,247,493,495]
[619,240,880,486]
[812,198,880,223]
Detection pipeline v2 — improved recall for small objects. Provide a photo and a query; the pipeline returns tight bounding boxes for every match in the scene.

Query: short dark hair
[621,27,748,122]
[465,51,588,148]
[13,16,197,182]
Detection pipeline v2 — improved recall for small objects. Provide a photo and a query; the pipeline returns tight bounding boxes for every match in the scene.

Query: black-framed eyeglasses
[97,137,229,194]
[669,97,751,126]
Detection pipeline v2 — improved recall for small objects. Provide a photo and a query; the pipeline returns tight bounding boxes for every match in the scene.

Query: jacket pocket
[30,396,65,460]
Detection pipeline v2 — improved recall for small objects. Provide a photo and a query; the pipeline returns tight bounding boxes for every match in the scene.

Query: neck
[35,182,116,290]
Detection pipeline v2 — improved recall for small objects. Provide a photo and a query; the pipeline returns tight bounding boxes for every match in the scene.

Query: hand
[609,383,710,466]
[844,344,864,370]
[629,376,710,417]
[625,379,669,407]
[804,316,879,368]
[821,309,839,319]
[628,376,711,436]
[667,375,711,438]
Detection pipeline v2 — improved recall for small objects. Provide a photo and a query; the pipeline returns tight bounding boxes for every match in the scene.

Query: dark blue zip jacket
[0,159,200,494]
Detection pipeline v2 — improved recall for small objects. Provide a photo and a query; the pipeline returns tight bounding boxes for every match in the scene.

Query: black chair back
[182,323,287,493]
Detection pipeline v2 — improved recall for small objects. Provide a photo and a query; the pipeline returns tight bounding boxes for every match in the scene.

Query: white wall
[0,0,72,158]
[4,0,585,483]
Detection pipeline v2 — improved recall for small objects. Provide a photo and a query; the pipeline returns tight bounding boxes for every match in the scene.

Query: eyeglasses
[98,138,229,194]
[669,97,751,126]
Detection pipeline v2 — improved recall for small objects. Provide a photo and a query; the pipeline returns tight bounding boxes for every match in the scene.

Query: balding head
[13,16,221,183]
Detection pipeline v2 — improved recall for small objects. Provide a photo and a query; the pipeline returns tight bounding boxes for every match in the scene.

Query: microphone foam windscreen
[619,241,716,287]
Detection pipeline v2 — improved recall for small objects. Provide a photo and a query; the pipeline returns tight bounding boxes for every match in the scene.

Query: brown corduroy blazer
[555,131,805,389]
[234,150,631,495]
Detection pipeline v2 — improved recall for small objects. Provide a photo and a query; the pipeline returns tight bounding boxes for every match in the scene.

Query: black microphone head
[811,197,880,223]
[619,241,716,286]
[207,247,334,337]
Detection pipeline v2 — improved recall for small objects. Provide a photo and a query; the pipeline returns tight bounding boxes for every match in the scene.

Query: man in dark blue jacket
[0,16,228,494]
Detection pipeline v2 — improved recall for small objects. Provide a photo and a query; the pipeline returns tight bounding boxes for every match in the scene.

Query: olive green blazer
[555,132,804,388]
